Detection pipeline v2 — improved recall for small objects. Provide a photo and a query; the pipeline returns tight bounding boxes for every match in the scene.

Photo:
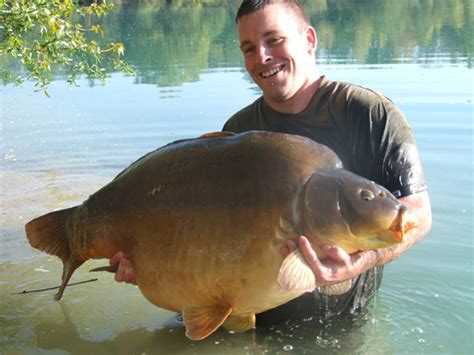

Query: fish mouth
[389,206,417,243]
[259,64,285,78]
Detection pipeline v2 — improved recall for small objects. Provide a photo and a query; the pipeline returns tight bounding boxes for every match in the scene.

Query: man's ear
[305,26,317,54]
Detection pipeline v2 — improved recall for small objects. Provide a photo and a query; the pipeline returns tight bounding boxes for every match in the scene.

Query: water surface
[1,1,473,354]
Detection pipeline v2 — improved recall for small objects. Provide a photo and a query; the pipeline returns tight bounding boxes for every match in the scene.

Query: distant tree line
[1,0,471,93]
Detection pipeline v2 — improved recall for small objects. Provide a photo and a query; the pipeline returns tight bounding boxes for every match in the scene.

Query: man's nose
[255,45,272,64]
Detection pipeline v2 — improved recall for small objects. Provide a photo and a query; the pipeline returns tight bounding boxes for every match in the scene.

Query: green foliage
[0,0,134,95]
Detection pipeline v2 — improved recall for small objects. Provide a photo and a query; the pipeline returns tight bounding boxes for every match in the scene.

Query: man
[112,0,432,325]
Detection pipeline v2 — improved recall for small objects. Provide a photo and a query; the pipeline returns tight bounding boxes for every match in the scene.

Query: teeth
[261,67,281,78]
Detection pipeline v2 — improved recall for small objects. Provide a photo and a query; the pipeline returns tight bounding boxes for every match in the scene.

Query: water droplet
[34,268,50,273]
[4,150,16,161]
[411,327,424,334]
[283,345,294,351]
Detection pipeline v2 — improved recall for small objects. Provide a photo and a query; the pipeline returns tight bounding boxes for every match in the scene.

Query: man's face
[238,5,316,106]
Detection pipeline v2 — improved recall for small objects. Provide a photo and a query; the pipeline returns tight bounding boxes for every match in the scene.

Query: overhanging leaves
[0,0,134,95]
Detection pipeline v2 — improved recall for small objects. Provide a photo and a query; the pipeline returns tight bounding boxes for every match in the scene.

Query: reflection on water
[1,0,472,88]
[112,0,473,80]
[1,0,473,354]
[0,256,391,354]
[1,257,456,354]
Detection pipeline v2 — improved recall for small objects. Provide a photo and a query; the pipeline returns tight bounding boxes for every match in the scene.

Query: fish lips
[388,206,417,243]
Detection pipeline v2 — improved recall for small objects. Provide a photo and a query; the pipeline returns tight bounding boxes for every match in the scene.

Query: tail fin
[25,207,76,261]
[25,207,84,300]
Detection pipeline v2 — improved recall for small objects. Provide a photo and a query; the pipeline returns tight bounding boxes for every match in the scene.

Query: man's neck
[265,72,323,114]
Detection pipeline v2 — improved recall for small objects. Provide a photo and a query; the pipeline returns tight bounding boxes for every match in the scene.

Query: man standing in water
[112,0,432,324]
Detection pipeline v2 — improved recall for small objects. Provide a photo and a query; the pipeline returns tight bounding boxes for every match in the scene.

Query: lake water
[1,1,473,354]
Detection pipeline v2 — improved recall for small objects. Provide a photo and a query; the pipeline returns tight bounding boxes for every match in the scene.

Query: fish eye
[360,189,375,201]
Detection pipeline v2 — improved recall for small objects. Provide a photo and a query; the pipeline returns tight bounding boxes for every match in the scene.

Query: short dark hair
[235,0,310,26]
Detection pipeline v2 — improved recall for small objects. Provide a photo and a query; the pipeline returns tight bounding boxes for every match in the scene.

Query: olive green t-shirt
[223,76,427,198]
[222,76,427,323]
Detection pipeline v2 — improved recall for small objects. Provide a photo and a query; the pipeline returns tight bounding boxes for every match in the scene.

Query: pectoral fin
[222,314,256,333]
[277,249,316,292]
[182,304,232,340]
[318,279,352,295]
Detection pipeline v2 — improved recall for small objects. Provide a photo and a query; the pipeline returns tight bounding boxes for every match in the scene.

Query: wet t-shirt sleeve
[376,103,427,197]
[335,86,428,198]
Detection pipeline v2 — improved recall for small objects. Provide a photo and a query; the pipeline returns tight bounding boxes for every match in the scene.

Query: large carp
[25,131,414,340]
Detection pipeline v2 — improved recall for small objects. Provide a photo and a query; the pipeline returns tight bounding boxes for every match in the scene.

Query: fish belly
[128,206,300,315]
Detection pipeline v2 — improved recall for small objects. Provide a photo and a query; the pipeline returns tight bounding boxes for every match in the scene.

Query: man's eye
[269,37,283,45]
[242,47,255,56]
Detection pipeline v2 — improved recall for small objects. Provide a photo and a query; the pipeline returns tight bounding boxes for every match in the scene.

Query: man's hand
[110,252,137,284]
[283,191,432,288]
[283,236,377,288]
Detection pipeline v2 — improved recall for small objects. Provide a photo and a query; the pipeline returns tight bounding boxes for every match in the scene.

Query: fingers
[110,252,137,284]
[114,260,125,282]
[298,236,356,287]
[115,258,137,284]
[110,251,124,265]
[322,245,351,266]
[299,235,322,271]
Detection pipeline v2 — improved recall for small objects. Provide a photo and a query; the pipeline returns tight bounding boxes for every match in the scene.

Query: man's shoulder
[323,78,396,111]
[223,97,262,132]
[320,77,403,127]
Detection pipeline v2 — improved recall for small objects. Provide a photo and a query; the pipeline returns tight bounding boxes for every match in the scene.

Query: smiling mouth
[260,65,284,78]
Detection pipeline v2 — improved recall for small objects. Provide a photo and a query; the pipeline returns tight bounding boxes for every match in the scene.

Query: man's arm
[296,191,432,288]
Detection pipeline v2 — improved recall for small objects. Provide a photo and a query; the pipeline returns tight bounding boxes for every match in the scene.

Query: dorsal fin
[199,131,236,138]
